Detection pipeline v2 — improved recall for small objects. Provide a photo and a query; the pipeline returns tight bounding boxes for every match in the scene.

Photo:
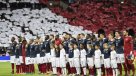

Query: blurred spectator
[0,47,6,56]
[69,0,75,3]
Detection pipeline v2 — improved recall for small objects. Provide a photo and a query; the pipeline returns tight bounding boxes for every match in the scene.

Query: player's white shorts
[101,54,104,64]
[117,54,125,63]
[68,58,74,67]
[46,53,51,63]
[95,59,101,68]
[36,54,41,64]
[55,58,60,67]
[40,57,44,64]
[74,58,80,67]
[19,56,23,64]
[10,56,15,63]
[51,57,56,67]
[87,57,94,68]
[60,58,66,67]
[104,58,110,68]
[42,56,48,63]
[15,58,21,65]
[111,59,117,69]
[25,57,31,65]
[80,58,86,67]
[30,58,36,64]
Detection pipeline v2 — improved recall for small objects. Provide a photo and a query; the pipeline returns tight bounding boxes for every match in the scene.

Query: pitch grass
[0,62,135,76]
[0,62,52,76]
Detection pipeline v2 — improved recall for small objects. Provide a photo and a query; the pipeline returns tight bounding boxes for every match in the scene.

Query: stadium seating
[51,1,136,34]
[0,8,91,47]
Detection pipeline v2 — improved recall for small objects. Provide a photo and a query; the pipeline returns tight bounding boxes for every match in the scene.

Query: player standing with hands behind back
[103,43,111,76]
[123,30,135,75]
[9,37,17,74]
[59,44,67,75]
[94,44,102,76]
[86,44,95,76]
[110,44,118,76]
[80,43,87,76]
[73,43,80,75]
[115,31,127,75]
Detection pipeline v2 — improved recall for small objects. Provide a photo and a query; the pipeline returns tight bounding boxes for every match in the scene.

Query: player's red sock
[45,63,47,73]
[21,64,24,73]
[45,64,47,73]
[57,67,62,74]
[117,63,122,75]
[29,65,31,73]
[42,64,44,73]
[16,65,19,74]
[20,64,22,73]
[81,67,83,75]
[11,63,14,74]
[41,64,44,73]
[48,63,50,71]
[109,68,113,75]
[101,65,105,76]
[26,65,29,73]
[19,65,21,73]
[32,64,35,73]
[74,67,76,73]
[123,63,127,75]
[49,63,52,71]
[28,65,30,73]
[132,64,135,76]
[46,63,49,72]
[73,67,76,74]
[30,64,33,73]
[89,68,94,75]
[44,63,47,73]
[29,64,31,73]
[39,64,43,73]
[24,64,27,73]
[69,67,72,74]
[66,63,70,74]
[106,68,110,76]
[25,65,27,73]
[70,67,75,74]
[39,64,41,73]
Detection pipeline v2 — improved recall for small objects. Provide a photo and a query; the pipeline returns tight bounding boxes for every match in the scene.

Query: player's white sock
[53,67,57,74]
[62,68,66,75]
[83,67,86,75]
[76,67,80,75]
[97,68,101,76]
[112,69,115,76]
[64,68,67,74]
[115,69,118,76]
[63,68,66,75]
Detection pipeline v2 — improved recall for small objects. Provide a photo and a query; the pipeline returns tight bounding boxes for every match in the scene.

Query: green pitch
[0,62,52,76]
[0,62,135,76]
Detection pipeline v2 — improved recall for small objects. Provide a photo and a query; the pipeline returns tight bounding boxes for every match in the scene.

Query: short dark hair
[45,35,49,40]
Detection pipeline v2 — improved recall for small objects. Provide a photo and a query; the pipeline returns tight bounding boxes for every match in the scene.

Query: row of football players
[10,30,135,76]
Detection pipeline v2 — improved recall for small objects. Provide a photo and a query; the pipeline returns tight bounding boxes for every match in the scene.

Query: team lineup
[9,30,136,76]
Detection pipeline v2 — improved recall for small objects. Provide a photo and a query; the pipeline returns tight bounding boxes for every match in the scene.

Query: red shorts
[127,59,133,64]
